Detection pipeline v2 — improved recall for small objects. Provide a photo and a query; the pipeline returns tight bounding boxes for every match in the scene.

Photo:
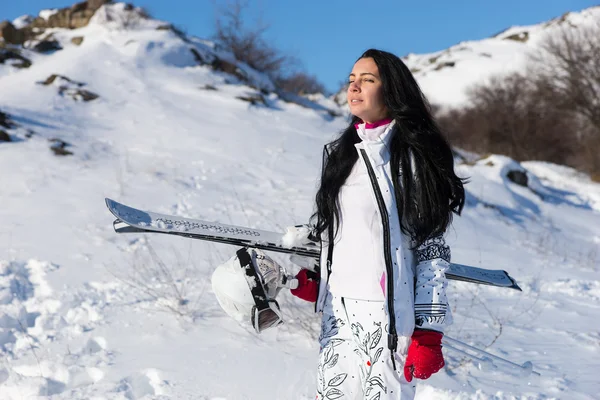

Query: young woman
[290,49,465,399]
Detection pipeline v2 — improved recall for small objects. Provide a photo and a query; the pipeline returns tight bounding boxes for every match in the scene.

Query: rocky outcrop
[38,74,100,102]
[0,21,24,45]
[0,0,112,45]
[0,46,31,68]
[507,170,528,187]
[32,39,63,53]
[29,0,113,30]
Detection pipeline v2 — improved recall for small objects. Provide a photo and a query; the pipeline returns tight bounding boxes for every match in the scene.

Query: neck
[355,118,393,130]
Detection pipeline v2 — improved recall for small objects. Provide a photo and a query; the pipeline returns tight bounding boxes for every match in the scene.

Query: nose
[348,80,360,92]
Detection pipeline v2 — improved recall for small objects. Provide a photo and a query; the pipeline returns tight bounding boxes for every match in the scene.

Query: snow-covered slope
[1,3,599,399]
[406,6,600,108]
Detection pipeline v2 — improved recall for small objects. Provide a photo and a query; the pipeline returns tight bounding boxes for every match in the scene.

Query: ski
[105,198,522,290]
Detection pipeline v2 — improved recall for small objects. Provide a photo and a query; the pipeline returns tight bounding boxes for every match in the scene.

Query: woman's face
[347,57,388,123]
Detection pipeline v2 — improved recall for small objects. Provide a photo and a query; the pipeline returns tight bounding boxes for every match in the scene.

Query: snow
[402,6,600,108]
[281,225,312,248]
[1,3,599,399]
[38,9,59,20]
[11,15,35,29]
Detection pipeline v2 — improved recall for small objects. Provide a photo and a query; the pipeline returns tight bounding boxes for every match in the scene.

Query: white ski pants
[317,293,416,400]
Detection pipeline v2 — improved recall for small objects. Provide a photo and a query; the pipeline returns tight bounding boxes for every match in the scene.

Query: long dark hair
[311,49,465,248]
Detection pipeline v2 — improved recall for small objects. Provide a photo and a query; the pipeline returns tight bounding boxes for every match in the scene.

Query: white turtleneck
[327,120,395,301]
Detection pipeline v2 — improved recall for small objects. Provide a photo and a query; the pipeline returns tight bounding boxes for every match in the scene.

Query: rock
[190,48,206,65]
[157,24,187,41]
[504,31,529,43]
[434,61,456,71]
[236,94,267,106]
[45,7,96,30]
[65,89,99,101]
[70,9,97,29]
[0,130,10,142]
[39,74,61,85]
[17,26,41,43]
[29,0,111,31]
[0,21,24,45]
[0,48,32,68]
[87,0,112,10]
[71,36,84,45]
[33,39,63,53]
[38,74,83,86]
[38,74,99,101]
[211,57,247,83]
[507,170,528,186]
[45,9,72,29]
[49,138,73,156]
[0,110,15,129]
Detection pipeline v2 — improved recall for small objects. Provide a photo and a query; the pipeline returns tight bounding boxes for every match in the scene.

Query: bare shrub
[530,21,600,175]
[438,20,600,176]
[532,20,600,132]
[438,21,600,179]
[213,0,294,78]
[212,0,326,95]
[438,72,576,165]
[111,240,212,319]
[276,72,326,95]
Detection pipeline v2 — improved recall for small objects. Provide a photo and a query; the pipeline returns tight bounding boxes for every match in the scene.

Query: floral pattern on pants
[316,293,416,400]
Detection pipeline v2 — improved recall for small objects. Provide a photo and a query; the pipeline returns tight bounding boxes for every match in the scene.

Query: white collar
[356,120,395,145]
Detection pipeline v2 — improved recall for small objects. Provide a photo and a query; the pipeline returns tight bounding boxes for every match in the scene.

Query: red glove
[290,269,318,302]
[404,329,445,382]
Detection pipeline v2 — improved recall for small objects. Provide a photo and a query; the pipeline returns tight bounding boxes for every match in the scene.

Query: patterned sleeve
[413,236,453,333]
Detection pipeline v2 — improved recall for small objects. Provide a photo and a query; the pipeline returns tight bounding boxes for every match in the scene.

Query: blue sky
[2,0,596,92]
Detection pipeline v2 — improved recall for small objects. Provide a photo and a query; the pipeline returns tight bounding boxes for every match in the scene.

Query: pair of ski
[105,198,521,291]
[105,198,539,377]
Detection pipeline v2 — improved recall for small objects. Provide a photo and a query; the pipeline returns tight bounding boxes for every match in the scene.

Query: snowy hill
[1,2,600,399]
[407,6,600,108]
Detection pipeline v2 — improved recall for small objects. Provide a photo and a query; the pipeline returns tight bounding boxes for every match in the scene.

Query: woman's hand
[290,269,318,302]
[403,329,445,382]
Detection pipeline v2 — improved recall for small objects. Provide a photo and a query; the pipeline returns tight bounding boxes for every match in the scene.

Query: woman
[290,49,465,399]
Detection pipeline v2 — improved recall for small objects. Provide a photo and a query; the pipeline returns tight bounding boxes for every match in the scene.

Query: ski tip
[105,198,121,219]
[513,284,522,291]
[505,272,522,291]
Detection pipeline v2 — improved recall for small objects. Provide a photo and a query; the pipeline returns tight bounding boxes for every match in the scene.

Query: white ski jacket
[315,121,453,358]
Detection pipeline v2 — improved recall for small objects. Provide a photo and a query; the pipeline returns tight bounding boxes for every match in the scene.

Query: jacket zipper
[359,149,398,370]
[315,239,322,313]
